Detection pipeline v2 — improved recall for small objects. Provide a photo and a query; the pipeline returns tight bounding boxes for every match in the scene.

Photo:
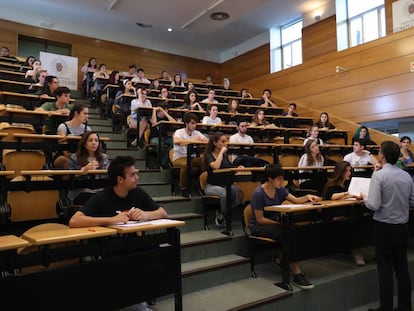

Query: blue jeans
[204,184,241,213]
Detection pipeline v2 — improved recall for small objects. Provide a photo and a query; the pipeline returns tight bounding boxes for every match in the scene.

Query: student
[343,138,377,170]
[398,135,413,169]
[129,88,152,148]
[250,164,319,289]
[315,112,335,130]
[39,75,60,98]
[159,70,172,82]
[201,89,218,104]
[204,132,244,227]
[0,46,17,61]
[227,98,240,114]
[170,73,184,87]
[179,90,204,111]
[222,77,231,90]
[303,125,324,145]
[149,103,176,169]
[240,88,253,99]
[203,74,214,85]
[365,141,414,311]
[172,113,208,196]
[25,59,42,83]
[36,86,73,134]
[113,79,136,132]
[281,103,298,117]
[229,119,254,161]
[322,161,365,265]
[131,68,151,85]
[298,140,325,194]
[352,126,376,145]
[250,109,270,127]
[54,103,91,169]
[257,89,277,108]
[27,69,48,94]
[67,131,109,205]
[81,57,98,94]
[202,104,223,125]
[69,154,167,226]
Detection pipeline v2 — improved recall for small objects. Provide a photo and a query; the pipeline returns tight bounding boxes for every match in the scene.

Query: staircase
[86,105,293,310]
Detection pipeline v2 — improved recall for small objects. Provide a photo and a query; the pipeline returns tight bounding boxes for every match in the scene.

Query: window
[270,20,303,73]
[18,35,71,59]
[336,0,385,51]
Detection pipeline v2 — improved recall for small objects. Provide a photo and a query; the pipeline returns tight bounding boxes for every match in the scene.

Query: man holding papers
[69,156,167,227]
[366,141,414,311]
[249,164,320,290]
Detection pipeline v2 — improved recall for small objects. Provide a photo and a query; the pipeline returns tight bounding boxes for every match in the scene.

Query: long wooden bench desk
[0,69,26,82]
[264,199,372,290]
[0,219,184,310]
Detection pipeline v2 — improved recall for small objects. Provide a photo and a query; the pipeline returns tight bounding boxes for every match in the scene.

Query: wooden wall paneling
[302,16,337,61]
[221,44,270,85]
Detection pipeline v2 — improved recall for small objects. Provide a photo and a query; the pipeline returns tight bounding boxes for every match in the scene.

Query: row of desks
[0,219,185,310]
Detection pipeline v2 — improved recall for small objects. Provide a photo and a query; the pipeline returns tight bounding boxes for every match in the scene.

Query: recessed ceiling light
[167,28,173,32]
[210,12,229,21]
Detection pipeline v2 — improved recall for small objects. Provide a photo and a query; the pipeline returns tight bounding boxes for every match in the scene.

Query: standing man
[366,141,414,311]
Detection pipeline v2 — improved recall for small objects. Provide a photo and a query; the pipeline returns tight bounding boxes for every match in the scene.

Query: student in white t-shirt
[173,113,208,195]
[202,104,223,125]
[343,138,377,173]
[229,119,254,161]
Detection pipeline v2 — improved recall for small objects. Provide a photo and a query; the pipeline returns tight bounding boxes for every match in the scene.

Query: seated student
[202,104,223,125]
[281,103,298,117]
[250,164,319,289]
[322,161,365,265]
[22,55,36,68]
[173,113,208,196]
[240,88,253,99]
[159,70,172,82]
[0,46,18,61]
[92,64,109,106]
[315,112,335,130]
[179,90,204,111]
[227,98,240,125]
[149,78,161,91]
[203,74,214,86]
[185,81,195,94]
[54,103,91,169]
[250,108,276,143]
[69,155,167,311]
[81,57,98,96]
[170,73,184,87]
[344,138,377,171]
[121,64,137,78]
[222,77,231,90]
[129,88,152,148]
[303,125,324,145]
[113,80,136,132]
[398,136,414,169]
[201,89,218,104]
[158,86,171,101]
[131,68,151,85]
[103,70,120,118]
[25,59,42,83]
[352,126,376,145]
[67,131,109,205]
[257,89,277,108]
[35,86,73,134]
[27,69,48,94]
[298,140,325,194]
[149,103,176,169]
[38,75,60,98]
[204,131,244,227]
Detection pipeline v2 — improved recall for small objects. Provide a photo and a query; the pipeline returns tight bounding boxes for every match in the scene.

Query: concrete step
[155,271,290,311]
[181,254,251,294]
[180,230,234,263]
[139,181,171,197]
[138,169,170,183]
[155,196,202,216]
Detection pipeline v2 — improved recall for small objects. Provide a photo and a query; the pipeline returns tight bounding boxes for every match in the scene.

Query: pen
[130,207,136,212]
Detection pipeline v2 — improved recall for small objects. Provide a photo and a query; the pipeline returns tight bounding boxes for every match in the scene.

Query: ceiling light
[106,0,118,11]
[167,28,173,32]
[210,12,230,21]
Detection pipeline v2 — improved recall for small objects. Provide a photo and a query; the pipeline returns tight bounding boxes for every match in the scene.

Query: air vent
[210,12,229,21]
[136,22,153,28]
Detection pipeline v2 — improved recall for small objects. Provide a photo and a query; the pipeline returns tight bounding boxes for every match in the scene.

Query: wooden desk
[273,116,314,128]
[0,234,30,251]
[0,79,31,93]
[0,69,26,82]
[0,221,184,310]
[264,199,371,290]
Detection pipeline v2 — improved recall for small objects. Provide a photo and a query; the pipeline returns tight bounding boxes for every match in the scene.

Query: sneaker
[354,253,366,266]
[136,302,153,311]
[130,138,137,147]
[293,273,314,289]
[215,210,225,227]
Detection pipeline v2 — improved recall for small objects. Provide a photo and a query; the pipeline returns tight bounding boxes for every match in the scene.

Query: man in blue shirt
[366,141,414,311]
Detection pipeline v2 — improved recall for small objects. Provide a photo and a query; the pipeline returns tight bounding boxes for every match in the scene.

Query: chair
[199,171,221,230]
[241,204,280,277]
[3,150,60,222]
[169,149,181,195]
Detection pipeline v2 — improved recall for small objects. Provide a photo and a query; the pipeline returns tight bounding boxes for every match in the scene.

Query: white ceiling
[0,0,331,62]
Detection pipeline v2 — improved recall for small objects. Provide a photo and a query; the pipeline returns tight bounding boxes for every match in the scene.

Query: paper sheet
[348,177,371,198]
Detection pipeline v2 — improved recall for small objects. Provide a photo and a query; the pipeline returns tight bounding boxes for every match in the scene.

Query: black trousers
[374,220,411,311]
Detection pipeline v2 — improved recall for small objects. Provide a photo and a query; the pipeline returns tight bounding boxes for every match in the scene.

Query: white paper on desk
[270,204,311,208]
[115,221,153,227]
[348,177,371,198]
